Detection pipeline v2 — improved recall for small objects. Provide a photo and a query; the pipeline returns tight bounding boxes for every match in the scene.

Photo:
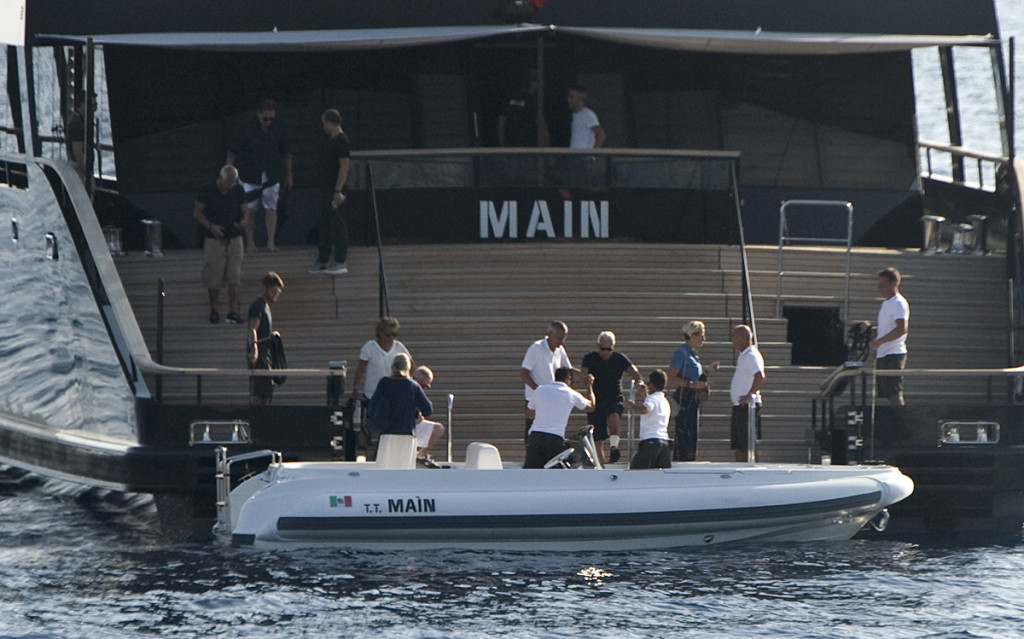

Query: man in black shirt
[497,69,548,147]
[580,330,642,464]
[309,109,351,276]
[194,165,249,324]
[248,271,285,406]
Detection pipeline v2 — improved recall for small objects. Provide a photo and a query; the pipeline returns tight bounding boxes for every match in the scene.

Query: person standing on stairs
[871,266,910,407]
[519,321,572,448]
[247,271,285,406]
[194,164,249,324]
[227,99,292,252]
[580,330,642,465]
[666,320,720,461]
[309,108,351,275]
[729,324,764,462]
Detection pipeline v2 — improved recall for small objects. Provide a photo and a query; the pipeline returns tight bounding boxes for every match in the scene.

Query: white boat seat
[464,442,503,470]
[376,434,417,469]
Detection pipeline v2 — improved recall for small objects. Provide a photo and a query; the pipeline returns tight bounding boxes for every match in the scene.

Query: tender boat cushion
[376,434,417,469]
[465,442,503,469]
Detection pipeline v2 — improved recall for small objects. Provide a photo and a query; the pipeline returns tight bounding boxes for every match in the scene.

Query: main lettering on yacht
[480,200,609,239]
[387,497,436,514]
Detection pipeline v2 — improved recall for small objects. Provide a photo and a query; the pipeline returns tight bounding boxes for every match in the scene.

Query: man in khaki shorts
[194,165,249,324]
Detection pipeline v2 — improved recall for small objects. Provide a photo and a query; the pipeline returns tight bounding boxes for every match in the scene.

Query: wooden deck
[116,242,1011,463]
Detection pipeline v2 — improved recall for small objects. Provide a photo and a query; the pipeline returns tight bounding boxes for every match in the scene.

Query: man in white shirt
[871,267,910,407]
[519,321,572,444]
[412,365,444,464]
[729,325,765,462]
[567,86,605,150]
[525,367,595,468]
[623,369,672,469]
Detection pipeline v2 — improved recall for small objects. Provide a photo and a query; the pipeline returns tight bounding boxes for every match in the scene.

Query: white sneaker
[325,262,349,275]
[309,262,327,274]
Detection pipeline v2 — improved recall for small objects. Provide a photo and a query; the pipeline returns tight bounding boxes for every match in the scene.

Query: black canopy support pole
[939,46,965,183]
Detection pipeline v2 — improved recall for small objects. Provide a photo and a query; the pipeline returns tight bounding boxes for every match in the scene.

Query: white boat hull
[225,461,913,550]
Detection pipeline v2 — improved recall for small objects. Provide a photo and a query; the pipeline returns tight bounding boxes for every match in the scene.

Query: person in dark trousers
[871,267,910,406]
[729,325,765,462]
[666,320,720,462]
[623,369,673,469]
[524,367,595,469]
[309,108,351,275]
[580,330,642,465]
[247,271,285,406]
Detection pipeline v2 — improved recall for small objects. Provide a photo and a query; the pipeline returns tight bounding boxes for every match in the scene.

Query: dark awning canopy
[35,25,548,53]
[37,24,999,55]
[559,27,998,55]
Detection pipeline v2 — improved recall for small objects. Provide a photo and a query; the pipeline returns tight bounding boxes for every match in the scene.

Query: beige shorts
[202,235,244,288]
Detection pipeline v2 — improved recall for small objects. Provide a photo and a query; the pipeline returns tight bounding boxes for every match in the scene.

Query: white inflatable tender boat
[217,436,913,550]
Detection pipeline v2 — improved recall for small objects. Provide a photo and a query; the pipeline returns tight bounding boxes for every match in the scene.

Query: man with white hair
[194,164,249,324]
[412,365,445,464]
[580,330,642,464]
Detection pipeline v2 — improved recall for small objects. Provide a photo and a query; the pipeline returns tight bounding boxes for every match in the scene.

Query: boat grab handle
[215,447,282,534]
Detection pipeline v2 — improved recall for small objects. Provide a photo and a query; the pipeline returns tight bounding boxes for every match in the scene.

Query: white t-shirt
[359,339,411,398]
[570,107,600,149]
[638,391,671,441]
[521,338,571,401]
[730,346,765,406]
[528,382,589,437]
[876,293,910,358]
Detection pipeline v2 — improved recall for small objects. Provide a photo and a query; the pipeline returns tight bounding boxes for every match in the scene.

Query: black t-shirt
[501,91,539,147]
[581,351,633,404]
[321,132,351,191]
[248,297,272,341]
[196,181,245,239]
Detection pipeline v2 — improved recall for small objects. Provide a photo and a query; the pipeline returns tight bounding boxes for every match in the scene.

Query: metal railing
[215,447,281,535]
[813,364,1018,460]
[775,200,853,322]
[918,138,1009,192]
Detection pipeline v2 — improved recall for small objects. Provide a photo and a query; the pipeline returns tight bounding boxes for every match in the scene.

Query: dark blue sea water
[2,470,1023,638]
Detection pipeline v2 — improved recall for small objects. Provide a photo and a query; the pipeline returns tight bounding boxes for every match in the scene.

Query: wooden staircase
[115,242,1011,463]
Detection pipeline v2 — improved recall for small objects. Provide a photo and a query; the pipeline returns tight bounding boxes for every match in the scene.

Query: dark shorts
[587,401,624,440]
[730,405,762,452]
[631,439,672,469]
[876,353,906,398]
[524,431,570,469]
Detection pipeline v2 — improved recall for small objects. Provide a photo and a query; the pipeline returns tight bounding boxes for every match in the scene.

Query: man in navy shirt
[227,99,292,251]
[580,331,642,464]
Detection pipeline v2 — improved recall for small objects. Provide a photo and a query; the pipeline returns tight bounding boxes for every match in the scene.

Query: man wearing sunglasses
[580,331,642,465]
[227,98,293,251]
